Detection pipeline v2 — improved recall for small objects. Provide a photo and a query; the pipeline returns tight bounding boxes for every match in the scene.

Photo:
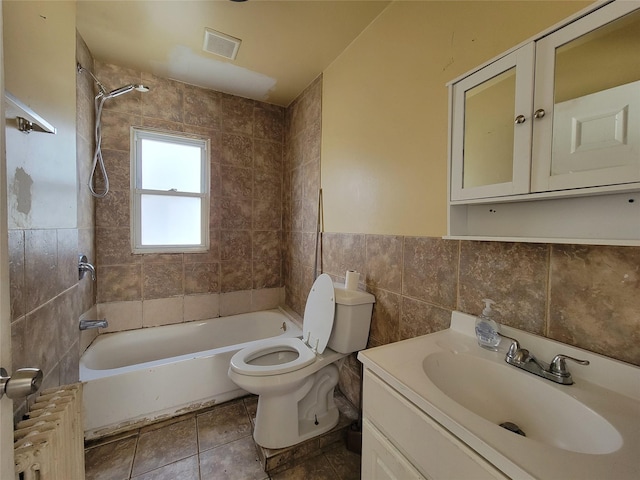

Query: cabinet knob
[514,114,526,124]
[534,108,546,119]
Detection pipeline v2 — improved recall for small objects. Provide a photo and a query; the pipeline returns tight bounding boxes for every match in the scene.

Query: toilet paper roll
[345,270,360,290]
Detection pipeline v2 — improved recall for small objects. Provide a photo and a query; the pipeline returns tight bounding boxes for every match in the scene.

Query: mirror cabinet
[448,0,640,245]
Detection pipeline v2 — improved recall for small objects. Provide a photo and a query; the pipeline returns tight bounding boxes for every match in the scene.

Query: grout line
[399,235,406,336]
[545,244,553,338]
[456,239,462,312]
[128,432,140,480]
[195,408,202,455]
[323,452,342,480]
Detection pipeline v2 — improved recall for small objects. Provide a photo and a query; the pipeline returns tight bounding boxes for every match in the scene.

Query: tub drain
[499,422,526,437]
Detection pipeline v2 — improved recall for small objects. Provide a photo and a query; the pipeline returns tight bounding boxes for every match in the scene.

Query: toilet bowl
[228,273,375,449]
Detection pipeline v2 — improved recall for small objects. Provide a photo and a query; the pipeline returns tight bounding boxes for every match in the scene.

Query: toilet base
[297,404,340,441]
[253,364,340,449]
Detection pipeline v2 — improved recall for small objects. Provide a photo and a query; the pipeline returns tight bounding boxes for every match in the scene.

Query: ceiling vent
[203,28,241,60]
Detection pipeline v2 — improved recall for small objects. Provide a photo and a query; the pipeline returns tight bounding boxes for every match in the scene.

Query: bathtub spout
[79,319,108,330]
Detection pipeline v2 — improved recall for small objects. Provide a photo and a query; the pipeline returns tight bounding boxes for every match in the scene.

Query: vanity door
[450,43,534,201]
[531,1,640,192]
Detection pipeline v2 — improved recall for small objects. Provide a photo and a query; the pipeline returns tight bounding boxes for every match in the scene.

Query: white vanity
[358,311,640,479]
[447,0,640,245]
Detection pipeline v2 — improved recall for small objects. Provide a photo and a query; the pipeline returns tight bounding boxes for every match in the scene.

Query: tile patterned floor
[84,396,361,480]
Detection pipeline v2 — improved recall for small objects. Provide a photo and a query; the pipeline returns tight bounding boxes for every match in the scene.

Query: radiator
[13,383,85,480]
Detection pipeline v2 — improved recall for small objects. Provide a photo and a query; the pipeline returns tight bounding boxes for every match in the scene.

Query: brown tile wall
[324,236,639,407]
[76,33,98,327]
[282,76,323,316]
[93,62,284,322]
[8,32,97,417]
[281,75,640,409]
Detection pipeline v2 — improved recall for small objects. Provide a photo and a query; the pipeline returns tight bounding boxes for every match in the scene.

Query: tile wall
[281,76,640,409]
[93,62,285,330]
[8,32,97,417]
[76,34,100,352]
[282,76,323,316]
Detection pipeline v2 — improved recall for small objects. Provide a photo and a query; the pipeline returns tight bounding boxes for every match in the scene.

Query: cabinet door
[363,370,509,480]
[531,2,640,192]
[362,419,427,480]
[451,43,534,201]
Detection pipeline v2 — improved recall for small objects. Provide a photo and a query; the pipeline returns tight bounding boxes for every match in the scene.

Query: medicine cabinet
[447,0,640,246]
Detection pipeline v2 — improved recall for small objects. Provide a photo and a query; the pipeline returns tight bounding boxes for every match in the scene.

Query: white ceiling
[76,0,391,107]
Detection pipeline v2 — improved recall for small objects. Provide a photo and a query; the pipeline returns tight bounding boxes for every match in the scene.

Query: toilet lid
[303,273,335,354]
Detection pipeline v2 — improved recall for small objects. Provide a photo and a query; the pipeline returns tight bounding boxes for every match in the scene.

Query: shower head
[77,63,150,99]
[106,84,150,99]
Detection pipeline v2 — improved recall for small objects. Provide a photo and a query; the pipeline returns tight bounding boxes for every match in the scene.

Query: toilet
[228,273,375,449]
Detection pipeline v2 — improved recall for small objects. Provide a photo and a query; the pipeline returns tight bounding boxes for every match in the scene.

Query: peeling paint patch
[175,399,218,416]
[162,45,277,102]
[13,167,33,215]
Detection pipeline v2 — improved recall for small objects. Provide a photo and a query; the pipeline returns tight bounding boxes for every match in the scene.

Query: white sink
[423,351,622,454]
[358,311,640,480]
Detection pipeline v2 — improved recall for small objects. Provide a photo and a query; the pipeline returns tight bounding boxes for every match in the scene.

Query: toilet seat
[229,337,316,376]
[229,274,337,377]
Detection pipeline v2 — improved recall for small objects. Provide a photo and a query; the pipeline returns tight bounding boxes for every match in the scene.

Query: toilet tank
[327,284,375,354]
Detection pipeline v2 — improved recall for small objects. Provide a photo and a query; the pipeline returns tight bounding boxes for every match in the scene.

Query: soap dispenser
[475,299,500,351]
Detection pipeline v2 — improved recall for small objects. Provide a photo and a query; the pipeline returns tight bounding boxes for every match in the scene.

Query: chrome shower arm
[77,63,107,96]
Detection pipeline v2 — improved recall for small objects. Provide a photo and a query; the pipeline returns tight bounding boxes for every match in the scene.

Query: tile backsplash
[316,235,640,407]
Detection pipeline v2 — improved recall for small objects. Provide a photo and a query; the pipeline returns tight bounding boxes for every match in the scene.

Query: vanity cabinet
[361,370,507,480]
[362,419,424,480]
[448,0,640,245]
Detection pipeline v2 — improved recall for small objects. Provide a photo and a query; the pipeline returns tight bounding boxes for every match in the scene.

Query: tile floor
[84,395,361,480]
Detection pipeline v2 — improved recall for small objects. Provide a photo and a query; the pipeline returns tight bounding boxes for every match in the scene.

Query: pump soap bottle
[475,299,500,351]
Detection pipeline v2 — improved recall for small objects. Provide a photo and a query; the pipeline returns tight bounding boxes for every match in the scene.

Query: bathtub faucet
[79,319,108,330]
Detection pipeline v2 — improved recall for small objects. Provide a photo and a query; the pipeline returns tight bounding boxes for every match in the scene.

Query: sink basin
[360,311,640,479]
[423,351,623,454]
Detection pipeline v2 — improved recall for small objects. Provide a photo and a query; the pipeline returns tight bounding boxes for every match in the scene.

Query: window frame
[130,127,210,254]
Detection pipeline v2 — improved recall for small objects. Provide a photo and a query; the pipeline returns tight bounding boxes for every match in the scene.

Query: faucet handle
[497,333,520,359]
[549,354,590,377]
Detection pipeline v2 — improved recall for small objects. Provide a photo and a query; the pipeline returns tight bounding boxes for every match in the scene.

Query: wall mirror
[550,9,640,176]
[462,68,516,189]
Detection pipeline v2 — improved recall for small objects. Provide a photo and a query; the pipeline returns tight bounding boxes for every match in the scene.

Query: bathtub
[81,308,301,440]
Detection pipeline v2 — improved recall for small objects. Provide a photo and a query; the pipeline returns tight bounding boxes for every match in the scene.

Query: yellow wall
[3,0,77,229]
[322,1,591,236]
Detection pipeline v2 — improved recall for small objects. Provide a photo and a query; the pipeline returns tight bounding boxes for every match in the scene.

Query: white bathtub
[81,308,301,440]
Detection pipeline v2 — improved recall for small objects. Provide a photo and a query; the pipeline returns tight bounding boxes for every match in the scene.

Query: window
[131,128,209,253]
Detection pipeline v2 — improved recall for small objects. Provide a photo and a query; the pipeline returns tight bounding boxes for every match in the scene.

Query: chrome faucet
[79,319,108,330]
[499,333,589,385]
[78,254,96,281]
